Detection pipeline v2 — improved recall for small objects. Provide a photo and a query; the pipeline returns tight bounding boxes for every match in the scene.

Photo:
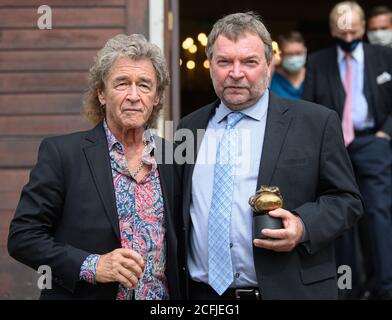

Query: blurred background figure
[270,31,307,99]
[367,6,392,47]
[269,40,282,75]
[303,1,392,300]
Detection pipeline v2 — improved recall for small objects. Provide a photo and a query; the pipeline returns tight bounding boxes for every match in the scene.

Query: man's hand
[95,248,145,289]
[375,131,391,141]
[253,208,304,252]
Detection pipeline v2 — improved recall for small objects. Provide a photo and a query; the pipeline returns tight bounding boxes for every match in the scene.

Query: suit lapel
[253,94,291,292]
[83,123,120,242]
[256,93,292,188]
[156,137,170,205]
[328,48,345,115]
[363,43,376,114]
[155,136,175,236]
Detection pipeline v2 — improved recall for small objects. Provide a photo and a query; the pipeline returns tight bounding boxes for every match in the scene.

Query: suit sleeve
[7,138,91,293]
[380,116,392,138]
[293,111,364,254]
[373,47,392,137]
[379,48,392,136]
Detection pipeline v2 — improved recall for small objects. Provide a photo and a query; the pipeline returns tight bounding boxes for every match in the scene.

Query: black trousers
[189,279,261,300]
[336,134,392,298]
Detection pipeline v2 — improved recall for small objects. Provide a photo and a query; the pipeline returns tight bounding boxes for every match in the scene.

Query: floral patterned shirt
[79,121,169,300]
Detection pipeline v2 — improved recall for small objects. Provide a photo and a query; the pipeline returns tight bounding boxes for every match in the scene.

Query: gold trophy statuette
[249,186,284,240]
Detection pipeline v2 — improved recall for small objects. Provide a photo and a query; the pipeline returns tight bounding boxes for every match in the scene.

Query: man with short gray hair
[178,12,363,300]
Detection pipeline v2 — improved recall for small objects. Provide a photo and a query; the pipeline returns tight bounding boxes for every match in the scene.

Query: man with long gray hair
[177,11,363,300]
[8,34,181,300]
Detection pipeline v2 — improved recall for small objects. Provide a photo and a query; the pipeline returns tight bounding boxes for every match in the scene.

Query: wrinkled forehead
[219,30,262,45]
[105,56,156,79]
[213,31,264,50]
[213,32,265,56]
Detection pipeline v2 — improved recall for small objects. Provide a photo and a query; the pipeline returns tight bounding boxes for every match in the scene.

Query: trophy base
[253,215,283,240]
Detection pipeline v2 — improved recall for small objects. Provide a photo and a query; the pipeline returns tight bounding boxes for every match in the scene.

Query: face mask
[367,29,392,46]
[334,37,361,53]
[281,54,306,74]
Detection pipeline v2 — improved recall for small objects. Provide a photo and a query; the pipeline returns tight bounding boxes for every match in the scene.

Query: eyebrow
[113,76,128,82]
[215,54,261,60]
[113,75,153,84]
[215,55,229,59]
[243,55,260,60]
[139,76,153,84]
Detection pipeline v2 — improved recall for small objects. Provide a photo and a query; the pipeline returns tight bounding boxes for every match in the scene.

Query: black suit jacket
[8,123,181,300]
[303,43,392,136]
[177,92,363,299]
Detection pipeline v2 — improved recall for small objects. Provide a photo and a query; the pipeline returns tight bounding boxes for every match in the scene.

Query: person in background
[367,6,392,48]
[270,31,307,100]
[303,1,392,300]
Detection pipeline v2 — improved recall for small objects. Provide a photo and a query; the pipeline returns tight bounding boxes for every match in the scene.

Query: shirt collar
[102,120,156,152]
[337,41,364,63]
[215,89,270,124]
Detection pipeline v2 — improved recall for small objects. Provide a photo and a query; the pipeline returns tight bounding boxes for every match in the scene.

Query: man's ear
[153,94,160,106]
[97,88,106,106]
[267,61,273,79]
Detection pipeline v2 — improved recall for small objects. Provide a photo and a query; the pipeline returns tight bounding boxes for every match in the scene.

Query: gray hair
[329,1,365,28]
[205,12,273,65]
[83,34,170,127]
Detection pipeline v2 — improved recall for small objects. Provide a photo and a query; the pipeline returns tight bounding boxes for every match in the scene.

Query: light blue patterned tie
[208,111,245,295]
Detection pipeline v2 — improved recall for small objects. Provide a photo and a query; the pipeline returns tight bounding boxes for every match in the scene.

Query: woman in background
[270,31,307,100]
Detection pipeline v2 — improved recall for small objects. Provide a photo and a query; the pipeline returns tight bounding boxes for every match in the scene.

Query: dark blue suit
[303,43,392,299]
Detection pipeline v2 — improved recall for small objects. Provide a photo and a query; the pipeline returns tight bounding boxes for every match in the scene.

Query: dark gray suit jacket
[177,92,363,299]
